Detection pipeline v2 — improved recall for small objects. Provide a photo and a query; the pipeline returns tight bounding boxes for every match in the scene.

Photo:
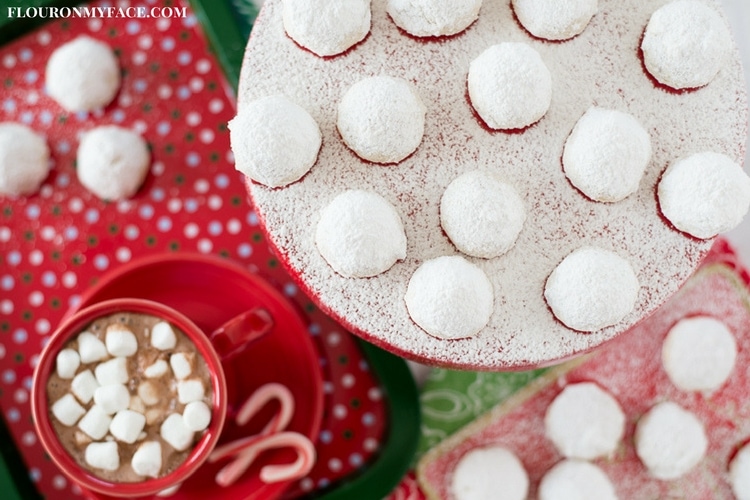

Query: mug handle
[208,307,273,360]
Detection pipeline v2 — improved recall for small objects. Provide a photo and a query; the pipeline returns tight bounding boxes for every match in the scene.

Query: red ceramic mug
[30,298,271,498]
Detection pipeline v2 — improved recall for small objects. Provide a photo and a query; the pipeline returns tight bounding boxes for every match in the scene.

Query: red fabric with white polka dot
[0,1,387,498]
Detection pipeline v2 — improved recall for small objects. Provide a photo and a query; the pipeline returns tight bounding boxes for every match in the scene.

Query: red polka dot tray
[0,1,419,498]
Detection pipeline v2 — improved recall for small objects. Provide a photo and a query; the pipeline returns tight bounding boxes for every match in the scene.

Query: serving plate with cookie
[232,0,750,370]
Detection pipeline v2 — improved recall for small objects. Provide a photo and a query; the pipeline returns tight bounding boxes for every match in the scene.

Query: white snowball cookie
[315,190,407,278]
[440,170,526,258]
[563,107,652,203]
[0,123,50,197]
[512,0,598,41]
[468,43,552,130]
[45,36,120,112]
[658,152,750,239]
[544,382,625,460]
[337,76,426,164]
[77,126,150,200]
[405,255,493,340]
[387,0,482,37]
[634,401,708,480]
[282,0,370,57]
[661,316,737,392]
[544,247,639,332]
[730,442,750,500]
[229,95,321,188]
[641,0,732,89]
[450,446,529,500]
[538,459,618,500]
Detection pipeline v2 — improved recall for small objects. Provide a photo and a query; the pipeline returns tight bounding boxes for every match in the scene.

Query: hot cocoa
[46,311,213,482]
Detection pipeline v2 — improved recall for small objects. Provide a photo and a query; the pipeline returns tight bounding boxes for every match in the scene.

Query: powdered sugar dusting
[386,0,483,38]
[228,95,321,188]
[512,0,598,41]
[404,255,494,340]
[237,0,748,369]
[563,106,651,202]
[658,152,750,239]
[544,246,640,332]
[468,43,552,130]
[337,76,426,164]
[315,189,407,278]
[642,0,732,90]
[440,170,526,259]
[281,0,371,57]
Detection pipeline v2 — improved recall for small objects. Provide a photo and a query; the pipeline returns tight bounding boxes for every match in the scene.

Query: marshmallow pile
[48,315,212,480]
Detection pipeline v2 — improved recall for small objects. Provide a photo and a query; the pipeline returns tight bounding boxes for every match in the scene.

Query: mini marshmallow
[145,408,162,426]
[71,369,99,404]
[129,395,146,414]
[183,401,211,432]
[138,381,160,406]
[85,441,120,471]
[51,394,86,426]
[78,404,113,440]
[169,353,192,380]
[105,324,138,357]
[177,379,205,404]
[95,357,128,386]
[144,359,169,378]
[151,321,177,350]
[132,441,162,478]
[160,413,194,451]
[56,349,81,379]
[93,384,130,415]
[110,409,146,444]
[75,431,92,447]
[77,331,108,364]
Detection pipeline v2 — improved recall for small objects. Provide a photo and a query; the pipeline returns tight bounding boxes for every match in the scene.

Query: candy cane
[215,431,316,487]
[235,382,295,434]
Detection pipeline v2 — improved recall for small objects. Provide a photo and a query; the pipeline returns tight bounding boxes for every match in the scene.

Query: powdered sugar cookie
[635,401,707,479]
[229,95,321,188]
[315,190,407,278]
[386,0,482,38]
[642,0,732,90]
[45,36,120,112]
[544,247,639,332]
[440,170,525,258]
[661,316,737,393]
[730,442,750,500]
[658,152,750,239]
[450,446,528,500]
[563,107,651,203]
[544,382,625,460]
[467,43,551,130]
[337,76,426,164]
[405,255,493,340]
[512,0,598,41]
[0,122,50,197]
[282,0,370,57]
[76,126,150,201]
[538,459,618,500]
